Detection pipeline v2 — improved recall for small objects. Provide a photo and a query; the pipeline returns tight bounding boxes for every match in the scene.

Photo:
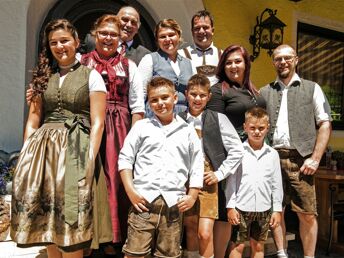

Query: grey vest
[179,109,227,170]
[260,79,316,157]
[126,44,151,66]
[151,50,193,106]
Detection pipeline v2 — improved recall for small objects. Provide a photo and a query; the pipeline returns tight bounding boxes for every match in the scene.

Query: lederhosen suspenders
[182,46,221,77]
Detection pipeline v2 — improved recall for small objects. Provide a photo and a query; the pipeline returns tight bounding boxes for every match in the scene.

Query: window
[297,22,344,129]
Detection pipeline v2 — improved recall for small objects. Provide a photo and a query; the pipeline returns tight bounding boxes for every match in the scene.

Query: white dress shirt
[186,112,244,182]
[273,73,332,148]
[178,43,221,86]
[226,141,283,212]
[118,115,204,207]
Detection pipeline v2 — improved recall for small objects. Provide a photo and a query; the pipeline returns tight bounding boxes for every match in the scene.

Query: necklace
[58,59,79,70]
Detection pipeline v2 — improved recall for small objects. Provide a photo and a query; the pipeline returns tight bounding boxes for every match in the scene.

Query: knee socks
[277,249,288,258]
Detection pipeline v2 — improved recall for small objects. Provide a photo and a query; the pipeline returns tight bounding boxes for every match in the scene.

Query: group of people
[10,5,332,258]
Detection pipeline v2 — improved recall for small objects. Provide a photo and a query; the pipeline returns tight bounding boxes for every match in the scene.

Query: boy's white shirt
[118,115,204,207]
[226,140,283,212]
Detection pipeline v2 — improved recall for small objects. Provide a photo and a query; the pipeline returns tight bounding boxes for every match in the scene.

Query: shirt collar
[157,49,183,62]
[243,140,270,158]
[186,112,203,121]
[119,39,134,49]
[274,73,301,88]
[193,42,214,53]
[186,112,203,130]
[150,114,188,134]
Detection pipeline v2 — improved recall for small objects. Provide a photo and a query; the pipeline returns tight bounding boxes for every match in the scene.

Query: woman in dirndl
[11,19,112,258]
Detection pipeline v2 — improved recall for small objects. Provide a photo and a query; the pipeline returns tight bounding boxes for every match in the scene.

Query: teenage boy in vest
[260,44,332,258]
[227,107,283,258]
[179,10,221,86]
[179,74,243,258]
[118,77,204,258]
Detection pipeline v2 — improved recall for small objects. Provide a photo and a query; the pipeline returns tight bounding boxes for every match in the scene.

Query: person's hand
[26,86,35,106]
[300,158,319,175]
[204,171,218,185]
[227,208,240,225]
[127,189,148,212]
[177,195,197,212]
[269,212,281,229]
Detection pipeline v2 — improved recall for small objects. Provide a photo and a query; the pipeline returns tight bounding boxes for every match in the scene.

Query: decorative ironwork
[249,8,286,61]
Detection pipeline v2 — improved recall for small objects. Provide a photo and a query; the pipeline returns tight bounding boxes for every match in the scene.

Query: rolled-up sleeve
[313,83,332,124]
[118,122,141,171]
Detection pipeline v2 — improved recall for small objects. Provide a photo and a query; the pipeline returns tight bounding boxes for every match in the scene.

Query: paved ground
[1,238,343,258]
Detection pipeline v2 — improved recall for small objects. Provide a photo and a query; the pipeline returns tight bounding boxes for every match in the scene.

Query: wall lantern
[249,8,286,61]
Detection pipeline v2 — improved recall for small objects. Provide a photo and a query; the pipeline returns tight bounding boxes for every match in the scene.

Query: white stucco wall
[0,0,31,152]
[0,0,204,152]
[140,0,204,44]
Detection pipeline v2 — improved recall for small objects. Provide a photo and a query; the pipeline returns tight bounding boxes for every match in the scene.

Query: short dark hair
[245,107,269,123]
[191,10,214,30]
[187,74,211,92]
[147,77,175,97]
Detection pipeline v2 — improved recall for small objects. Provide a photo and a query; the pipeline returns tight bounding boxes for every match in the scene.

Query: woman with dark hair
[11,19,111,258]
[207,44,266,258]
[208,45,266,139]
[138,18,193,117]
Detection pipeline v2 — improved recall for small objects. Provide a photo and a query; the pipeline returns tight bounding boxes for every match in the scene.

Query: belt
[237,208,271,220]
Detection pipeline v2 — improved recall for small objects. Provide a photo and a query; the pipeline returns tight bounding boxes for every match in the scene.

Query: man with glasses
[179,10,221,86]
[260,44,332,258]
[117,6,151,65]
[83,6,150,65]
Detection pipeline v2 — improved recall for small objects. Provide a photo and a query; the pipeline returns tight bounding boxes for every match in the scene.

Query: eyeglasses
[273,55,295,63]
[97,31,119,39]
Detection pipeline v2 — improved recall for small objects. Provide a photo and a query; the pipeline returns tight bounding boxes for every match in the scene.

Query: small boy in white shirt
[227,107,283,258]
[118,76,204,258]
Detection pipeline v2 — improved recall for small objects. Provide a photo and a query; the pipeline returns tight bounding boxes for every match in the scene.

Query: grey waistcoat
[260,79,316,157]
[126,44,151,66]
[151,50,193,106]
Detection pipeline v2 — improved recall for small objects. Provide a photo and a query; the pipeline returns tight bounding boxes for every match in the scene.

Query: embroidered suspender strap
[183,48,192,60]
[217,47,222,60]
[64,115,91,225]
